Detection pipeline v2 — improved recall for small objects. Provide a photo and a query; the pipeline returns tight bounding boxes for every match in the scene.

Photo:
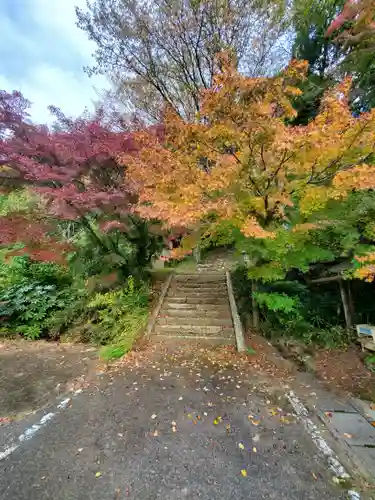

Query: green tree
[291,0,346,124]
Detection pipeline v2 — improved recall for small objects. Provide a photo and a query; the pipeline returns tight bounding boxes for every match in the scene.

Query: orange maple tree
[124,55,375,265]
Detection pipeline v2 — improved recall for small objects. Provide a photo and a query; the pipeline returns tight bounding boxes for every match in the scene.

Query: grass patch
[246,346,257,355]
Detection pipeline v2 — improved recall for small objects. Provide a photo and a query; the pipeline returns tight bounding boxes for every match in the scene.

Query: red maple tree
[0,91,143,261]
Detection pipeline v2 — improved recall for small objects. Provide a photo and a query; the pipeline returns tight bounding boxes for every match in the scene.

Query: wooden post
[338,279,352,329]
[193,245,201,264]
[251,281,260,331]
[347,281,356,324]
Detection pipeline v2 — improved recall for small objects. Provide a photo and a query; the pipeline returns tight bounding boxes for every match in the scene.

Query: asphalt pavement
[0,343,349,500]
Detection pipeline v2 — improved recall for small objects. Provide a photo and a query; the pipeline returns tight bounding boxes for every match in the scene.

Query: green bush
[0,254,72,288]
[84,277,149,357]
[0,248,151,356]
[231,267,354,348]
[0,279,75,339]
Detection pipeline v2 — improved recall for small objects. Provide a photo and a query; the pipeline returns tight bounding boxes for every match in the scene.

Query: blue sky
[0,0,106,124]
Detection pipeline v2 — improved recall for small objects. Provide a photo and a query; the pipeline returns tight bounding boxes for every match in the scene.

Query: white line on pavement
[286,391,361,500]
[0,389,81,461]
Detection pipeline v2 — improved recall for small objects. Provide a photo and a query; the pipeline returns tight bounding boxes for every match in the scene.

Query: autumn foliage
[2,54,375,282]
[0,93,140,261]
[326,0,375,48]
[125,55,375,264]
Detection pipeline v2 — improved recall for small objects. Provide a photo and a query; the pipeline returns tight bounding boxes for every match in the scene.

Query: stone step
[160,308,232,318]
[165,297,229,305]
[167,291,228,299]
[152,334,235,345]
[154,324,234,335]
[173,275,225,282]
[168,283,227,293]
[156,316,233,327]
[163,302,231,311]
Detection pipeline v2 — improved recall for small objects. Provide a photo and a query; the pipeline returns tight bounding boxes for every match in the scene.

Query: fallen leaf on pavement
[280,416,292,424]
[332,476,344,484]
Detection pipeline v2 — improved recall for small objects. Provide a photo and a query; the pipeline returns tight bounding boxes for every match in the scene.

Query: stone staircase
[153,273,236,345]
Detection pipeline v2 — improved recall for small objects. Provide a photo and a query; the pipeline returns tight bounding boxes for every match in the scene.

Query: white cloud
[0,0,108,124]
[31,0,95,59]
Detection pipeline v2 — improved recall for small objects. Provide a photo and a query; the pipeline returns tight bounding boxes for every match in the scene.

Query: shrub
[0,279,75,339]
[84,277,149,356]
[231,267,354,348]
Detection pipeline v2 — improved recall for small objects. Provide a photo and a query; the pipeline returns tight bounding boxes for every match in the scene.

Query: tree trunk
[347,281,356,325]
[251,281,260,331]
[339,279,352,329]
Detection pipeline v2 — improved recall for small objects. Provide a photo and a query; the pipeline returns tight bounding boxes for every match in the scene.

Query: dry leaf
[280,416,291,424]
[241,469,248,477]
